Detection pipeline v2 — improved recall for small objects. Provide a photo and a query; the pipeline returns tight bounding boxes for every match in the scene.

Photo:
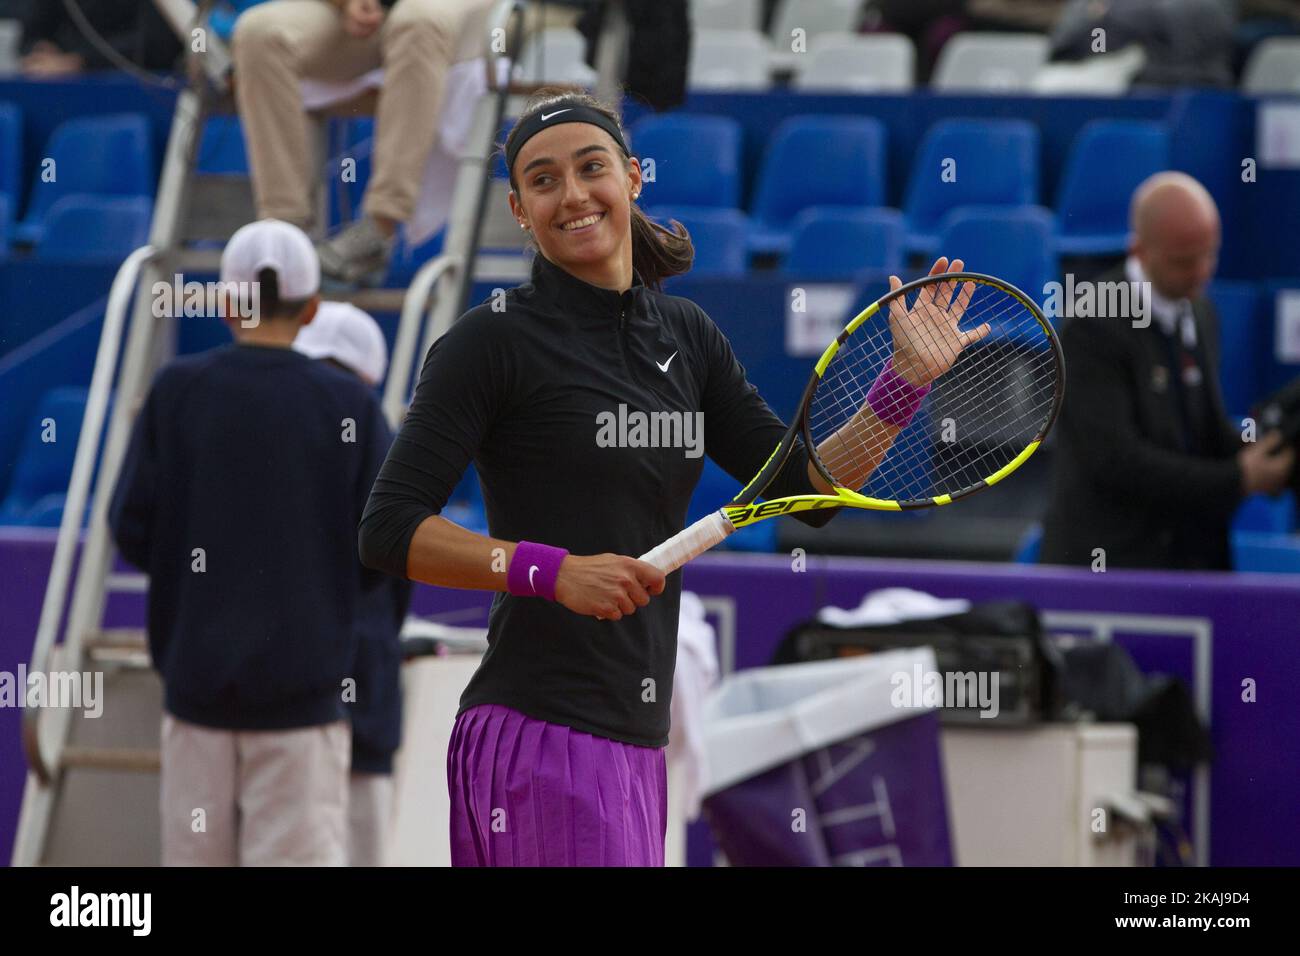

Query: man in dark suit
[1040,172,1294,570]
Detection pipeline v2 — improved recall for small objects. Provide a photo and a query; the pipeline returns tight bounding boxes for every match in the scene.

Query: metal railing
[19,244,157,785]
[383,254,461,428]
[1041,610,1213,867]
[11,84,203,867]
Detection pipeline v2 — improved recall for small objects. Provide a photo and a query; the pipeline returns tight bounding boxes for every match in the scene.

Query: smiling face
[508,121,642,291]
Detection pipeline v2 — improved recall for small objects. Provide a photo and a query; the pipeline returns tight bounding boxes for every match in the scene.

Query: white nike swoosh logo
[528,565,539,591]
[656,352,678,373]
[540,109,572,121]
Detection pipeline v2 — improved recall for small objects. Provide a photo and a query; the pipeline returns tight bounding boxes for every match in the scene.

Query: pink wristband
[507,541,569,600]
[866,358,931,428]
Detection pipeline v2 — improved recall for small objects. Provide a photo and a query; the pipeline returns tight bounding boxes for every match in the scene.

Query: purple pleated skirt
[447,703,667,866]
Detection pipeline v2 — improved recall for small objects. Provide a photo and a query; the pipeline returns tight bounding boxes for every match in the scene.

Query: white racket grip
[639,510,736,574]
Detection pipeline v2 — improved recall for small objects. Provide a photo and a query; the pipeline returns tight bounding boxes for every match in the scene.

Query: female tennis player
[357,89,974,866]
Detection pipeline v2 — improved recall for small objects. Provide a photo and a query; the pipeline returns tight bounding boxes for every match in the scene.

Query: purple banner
[705,711,952,866]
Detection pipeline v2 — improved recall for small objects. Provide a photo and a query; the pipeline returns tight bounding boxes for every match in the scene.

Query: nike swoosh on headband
[540,109,572,122]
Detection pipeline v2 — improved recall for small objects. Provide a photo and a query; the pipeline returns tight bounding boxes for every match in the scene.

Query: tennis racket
[639,269,1065,574]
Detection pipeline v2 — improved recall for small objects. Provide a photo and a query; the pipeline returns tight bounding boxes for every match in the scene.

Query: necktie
[1173,306,1210,455]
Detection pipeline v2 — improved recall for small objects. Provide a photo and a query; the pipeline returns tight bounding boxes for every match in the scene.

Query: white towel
[816,587,970,629]
[299,56,511,248]
[668,591,721,821]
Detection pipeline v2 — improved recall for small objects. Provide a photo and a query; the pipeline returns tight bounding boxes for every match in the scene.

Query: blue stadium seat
[14,113,155,246]
[1209,281,1264,418]
[1,493,91,528]
[450,462,484,510]
[903,119,1039,254]
[1233,491,1296,534]
[748,115,887,256]
[34,195,153,263]
[935,205,1058,305]
[1054,120,1169,255]
[629,114,742,210]
[1232,531,1300,573]
[0,387,105,528]
[197,115,250,174]
[646,206,749,277]
[209,0,266,42]
[442,463,488,537]
[1013,522,1042,563]
[0,101,20,243]
[782,207,904,279]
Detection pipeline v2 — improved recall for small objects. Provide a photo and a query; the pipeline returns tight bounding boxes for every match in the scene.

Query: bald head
[1129,172,1220,301]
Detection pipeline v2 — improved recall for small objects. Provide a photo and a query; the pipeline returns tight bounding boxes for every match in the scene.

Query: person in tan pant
[232,0,493,283]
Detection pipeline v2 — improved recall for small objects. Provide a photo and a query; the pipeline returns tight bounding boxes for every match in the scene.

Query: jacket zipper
[616,301,677,511]
[618,305,645,391]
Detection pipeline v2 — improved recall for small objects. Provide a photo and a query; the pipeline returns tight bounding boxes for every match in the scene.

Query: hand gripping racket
[639,271,1065,574]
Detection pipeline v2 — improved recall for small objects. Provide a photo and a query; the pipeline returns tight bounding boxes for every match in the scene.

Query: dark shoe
[315,217,396,286]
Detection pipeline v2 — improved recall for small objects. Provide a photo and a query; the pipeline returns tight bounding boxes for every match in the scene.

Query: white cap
[220,219,320,301]
[293,301,389,386]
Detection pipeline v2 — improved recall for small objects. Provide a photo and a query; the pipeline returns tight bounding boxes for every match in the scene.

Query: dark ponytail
[502,87,694,292]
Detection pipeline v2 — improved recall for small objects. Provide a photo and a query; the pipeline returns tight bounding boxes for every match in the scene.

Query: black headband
[505,102,631,180]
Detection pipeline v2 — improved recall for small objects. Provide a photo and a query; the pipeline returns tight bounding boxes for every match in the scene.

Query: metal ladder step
[86,627,147,651]
[182,173,259,244]
[106,571,148,593]
[84,628,151,667]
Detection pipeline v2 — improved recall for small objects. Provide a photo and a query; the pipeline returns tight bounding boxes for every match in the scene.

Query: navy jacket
[110,343,392,730]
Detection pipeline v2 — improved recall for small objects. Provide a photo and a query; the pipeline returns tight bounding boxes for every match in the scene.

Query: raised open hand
[888,257,991,387]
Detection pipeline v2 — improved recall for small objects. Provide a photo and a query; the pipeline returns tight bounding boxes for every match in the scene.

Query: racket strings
[923,340,1056,492]
[809,281,1057,503]
[826,298,1052,497]
[827,320,1051,497]
[813,288,1025,479]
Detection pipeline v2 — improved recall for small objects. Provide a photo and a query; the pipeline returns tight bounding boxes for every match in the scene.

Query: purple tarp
[705,711,953,867]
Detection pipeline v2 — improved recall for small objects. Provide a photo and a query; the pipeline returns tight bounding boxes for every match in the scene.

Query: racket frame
[638,271,1065,570]
[726,271,1065,527]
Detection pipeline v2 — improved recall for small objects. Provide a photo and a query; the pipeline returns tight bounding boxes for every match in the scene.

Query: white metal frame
[1042,611,1212,868]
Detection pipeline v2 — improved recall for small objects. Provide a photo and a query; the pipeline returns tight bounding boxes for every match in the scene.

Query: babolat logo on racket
[725,498,840,524]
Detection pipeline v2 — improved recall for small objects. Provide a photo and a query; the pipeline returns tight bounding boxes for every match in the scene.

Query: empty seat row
[517,20,1300,95]
[689,1,1051,91]
[696,30,1058,94]
[0,387,101,528]
[630,114,1170,258]
[520,24,1160,95]
[693,0,861,46]
[652,204,1061,303]
[519,26,1045,94]
[0,106,156,259]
